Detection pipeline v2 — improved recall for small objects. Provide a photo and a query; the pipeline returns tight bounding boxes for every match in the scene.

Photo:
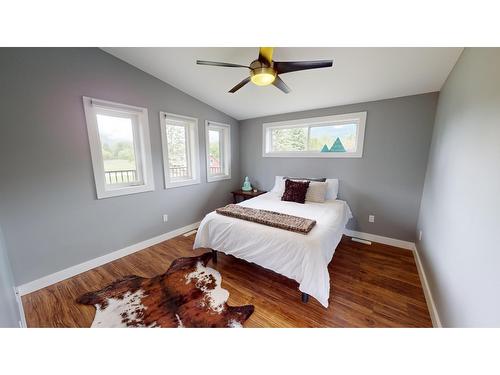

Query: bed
[193,189,352,308]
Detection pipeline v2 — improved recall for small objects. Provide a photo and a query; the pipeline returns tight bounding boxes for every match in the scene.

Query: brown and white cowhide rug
[76,253,254,328]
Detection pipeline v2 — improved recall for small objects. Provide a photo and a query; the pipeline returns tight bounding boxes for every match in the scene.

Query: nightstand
[231,189,267,203]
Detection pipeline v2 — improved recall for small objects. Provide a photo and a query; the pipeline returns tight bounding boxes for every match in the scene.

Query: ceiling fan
[196,47,333,94]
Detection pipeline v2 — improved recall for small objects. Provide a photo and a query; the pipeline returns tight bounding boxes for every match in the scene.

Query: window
[205,121,231,182]
[83,97,154,199]
[160,112,200,188]
[263,112,367,158]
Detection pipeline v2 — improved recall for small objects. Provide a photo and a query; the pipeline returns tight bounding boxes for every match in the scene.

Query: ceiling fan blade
[258,47,274,66]
[197,60,249,69]
[229,76,251,93]
[273,60,333,74]
[272,75,291,94]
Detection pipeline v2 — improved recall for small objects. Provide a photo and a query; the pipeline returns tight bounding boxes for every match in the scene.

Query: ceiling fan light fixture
[197,47,333,93]
[250,67,276,86]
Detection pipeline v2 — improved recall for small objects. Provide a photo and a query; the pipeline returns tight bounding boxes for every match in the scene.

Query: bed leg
[301,293,309,303]
[211,249,218,264]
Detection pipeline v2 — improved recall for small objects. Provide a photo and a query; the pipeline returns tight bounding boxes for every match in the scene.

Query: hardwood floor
[22,234,432,327]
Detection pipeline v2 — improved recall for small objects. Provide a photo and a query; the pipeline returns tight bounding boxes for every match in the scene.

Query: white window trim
[205,120,231,182]
[160,112,201,189]
[83,96,155,199]
[262,111,367,158]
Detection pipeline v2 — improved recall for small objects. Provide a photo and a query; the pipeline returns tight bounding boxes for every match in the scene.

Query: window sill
[97,183,155,199]
[262,152,363,158]
[207,174,231,183]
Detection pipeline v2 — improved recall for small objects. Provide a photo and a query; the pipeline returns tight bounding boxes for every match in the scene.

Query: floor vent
[351,237,372,245]
[183,229,198,237]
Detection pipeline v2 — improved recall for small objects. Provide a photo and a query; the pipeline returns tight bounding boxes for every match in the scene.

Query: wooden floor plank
[22,234,432,328]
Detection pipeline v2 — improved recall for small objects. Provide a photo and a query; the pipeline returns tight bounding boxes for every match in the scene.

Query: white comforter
[193,192,352,307]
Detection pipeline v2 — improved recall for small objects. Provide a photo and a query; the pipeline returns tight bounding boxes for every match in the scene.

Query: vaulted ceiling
[103,47,462,120]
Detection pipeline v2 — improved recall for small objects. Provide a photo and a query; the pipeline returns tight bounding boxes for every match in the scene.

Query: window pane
[166,123,190,180]
[96,114,139,185]
[208,129,222,175]
[309,123,357,152]
[271,127,308,152]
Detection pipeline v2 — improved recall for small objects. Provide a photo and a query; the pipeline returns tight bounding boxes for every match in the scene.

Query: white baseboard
[17,221,200,296]
[343,228,441,328]
[343,229,415,250]
[412,244,442,328]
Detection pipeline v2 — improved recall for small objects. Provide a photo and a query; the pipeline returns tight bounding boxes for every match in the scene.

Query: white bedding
[193,192,352,307]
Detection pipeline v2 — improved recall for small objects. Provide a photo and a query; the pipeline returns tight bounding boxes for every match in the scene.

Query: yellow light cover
[250,68,276,86]
[251,73,276,86]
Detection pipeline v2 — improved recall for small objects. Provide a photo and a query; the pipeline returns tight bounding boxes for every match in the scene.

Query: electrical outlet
[368,215,375,223]
[419,230,423,241]
[163,214,168,223]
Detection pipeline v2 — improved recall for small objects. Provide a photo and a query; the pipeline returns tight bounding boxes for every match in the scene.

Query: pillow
[325,178,339,200]
[305,181,328,203]
[281,179,310,204]
[272,176,326,194]
[270,175,284,193]
[283,176,327,182]
[271,176,338,199]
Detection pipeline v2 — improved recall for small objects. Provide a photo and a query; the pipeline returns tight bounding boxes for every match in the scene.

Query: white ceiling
[102,47,462,120]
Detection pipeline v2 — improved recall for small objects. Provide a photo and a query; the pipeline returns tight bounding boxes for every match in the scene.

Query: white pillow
[270,175,285,193]
[271,176,319,195]
[270,176,338,200]
[305,181,328,203]
[325,178,339,200]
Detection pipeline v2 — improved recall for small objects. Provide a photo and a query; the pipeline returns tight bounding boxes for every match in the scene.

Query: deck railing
[105,170,137,184]
[209,166,222,175]
[170,166,189,178]
[105,166,222,184]
[169,166,222,177]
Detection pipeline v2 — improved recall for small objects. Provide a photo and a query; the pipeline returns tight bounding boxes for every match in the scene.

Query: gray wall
[240,93,438,241]
[417,48,500,327]
[0,48,240,286]
[0,225,20,327]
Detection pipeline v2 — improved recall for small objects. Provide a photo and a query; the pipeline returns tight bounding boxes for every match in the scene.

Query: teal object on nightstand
[321,144,330,152]
[242,176,252,191]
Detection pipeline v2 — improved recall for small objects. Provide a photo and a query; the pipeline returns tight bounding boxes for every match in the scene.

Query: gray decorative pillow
[282,177,327,182]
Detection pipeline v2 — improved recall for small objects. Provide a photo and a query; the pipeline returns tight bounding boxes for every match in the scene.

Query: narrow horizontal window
[160,112,200,188]
[206,121,231,182]
[263,112,367,158]
[83,97,155,198]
